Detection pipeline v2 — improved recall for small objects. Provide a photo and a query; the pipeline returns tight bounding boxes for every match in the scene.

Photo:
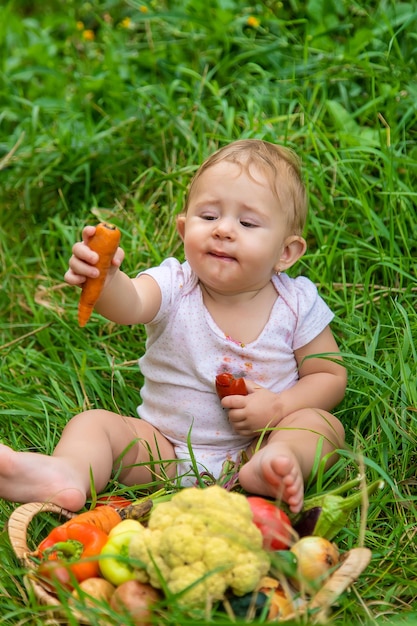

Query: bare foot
[0,443,87,511]
[239,442,304,513]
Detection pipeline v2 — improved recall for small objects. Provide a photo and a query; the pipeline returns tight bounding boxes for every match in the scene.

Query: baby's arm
[279,326,347,412]
[224,326,347,436]
[65,225,161,325]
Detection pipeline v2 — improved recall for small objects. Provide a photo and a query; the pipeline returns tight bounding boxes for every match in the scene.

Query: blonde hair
[184,139,307,235]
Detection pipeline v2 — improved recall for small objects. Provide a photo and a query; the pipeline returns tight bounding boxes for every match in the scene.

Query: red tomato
[247,496,292,551]
[37,560,73,589]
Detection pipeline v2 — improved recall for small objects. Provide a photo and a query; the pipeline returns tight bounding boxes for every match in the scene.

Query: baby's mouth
[209,250,236,262]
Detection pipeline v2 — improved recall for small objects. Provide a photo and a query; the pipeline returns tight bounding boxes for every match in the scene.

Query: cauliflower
[129,485,270,607]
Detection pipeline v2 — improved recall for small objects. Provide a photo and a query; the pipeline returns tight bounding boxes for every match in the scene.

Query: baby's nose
[213,217,235,238]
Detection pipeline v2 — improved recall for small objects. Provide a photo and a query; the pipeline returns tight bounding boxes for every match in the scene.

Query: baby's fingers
[64,265,87,286]
[81,224,97,242]
[221,394,248,410]
[244,380,265,394]
[111,246,124,268]
[228,412,253,437]
[73,238,100,265]
[65,242,99,285]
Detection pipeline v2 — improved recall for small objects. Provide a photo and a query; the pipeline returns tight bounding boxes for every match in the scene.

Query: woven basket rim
[8,501,76,607]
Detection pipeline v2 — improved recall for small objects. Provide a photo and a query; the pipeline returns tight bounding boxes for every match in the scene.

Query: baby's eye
[240,220,257,228]
[201,214,217,221]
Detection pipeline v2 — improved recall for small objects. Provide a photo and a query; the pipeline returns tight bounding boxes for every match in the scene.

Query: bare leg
[239,409,345,513]
[0,409,175,511]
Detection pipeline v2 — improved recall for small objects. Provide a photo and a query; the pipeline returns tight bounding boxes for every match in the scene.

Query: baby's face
[177,160,297,296]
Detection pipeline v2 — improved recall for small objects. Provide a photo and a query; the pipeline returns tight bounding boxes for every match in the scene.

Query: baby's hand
[223,381,282,436]
[64,225,124,287]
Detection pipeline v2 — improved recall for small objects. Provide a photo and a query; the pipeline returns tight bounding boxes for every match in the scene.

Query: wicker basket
[7,502,372,623]
[8,501,76,608]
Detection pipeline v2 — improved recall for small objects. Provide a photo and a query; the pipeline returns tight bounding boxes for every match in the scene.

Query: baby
[0,139,346,513]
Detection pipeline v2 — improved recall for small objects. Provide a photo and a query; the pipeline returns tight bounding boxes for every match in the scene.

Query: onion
[72,577,115,604]
[72,577,115,622]
[290,536,340,593]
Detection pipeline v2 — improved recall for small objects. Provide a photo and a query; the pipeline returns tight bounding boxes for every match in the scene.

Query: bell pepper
[99,519,145,586]
[215,373,248,399]
[36,522,109,584]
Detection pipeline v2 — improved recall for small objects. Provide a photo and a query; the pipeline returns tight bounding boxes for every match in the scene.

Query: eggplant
[294,478,383,540]
[293,506,322,537]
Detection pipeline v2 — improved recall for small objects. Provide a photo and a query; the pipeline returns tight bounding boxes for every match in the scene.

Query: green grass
[1,0,417,623]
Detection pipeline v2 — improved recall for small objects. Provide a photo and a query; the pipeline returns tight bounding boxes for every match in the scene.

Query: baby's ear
[275,235,307,273]
[176,214,186,240]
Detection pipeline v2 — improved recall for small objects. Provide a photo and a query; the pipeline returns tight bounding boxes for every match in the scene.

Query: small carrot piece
[78,222,121,327]
[215,373,248,399]
[62,504,122,534]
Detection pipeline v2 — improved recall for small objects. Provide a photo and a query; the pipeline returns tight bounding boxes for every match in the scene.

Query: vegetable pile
[27,481,377,623]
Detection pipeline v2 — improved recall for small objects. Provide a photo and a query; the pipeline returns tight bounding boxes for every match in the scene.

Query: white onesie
[136,258,334,483]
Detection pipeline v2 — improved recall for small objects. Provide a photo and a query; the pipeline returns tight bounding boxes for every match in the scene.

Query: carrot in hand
[215,373,248,399]
[78,222,121,327]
